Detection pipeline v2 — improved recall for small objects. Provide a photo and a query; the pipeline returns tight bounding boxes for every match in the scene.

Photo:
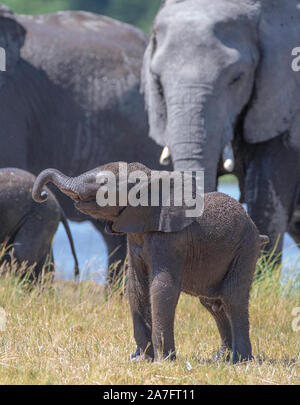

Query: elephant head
[0,4,26,86]
[142,0,300,191]
[32,163,197,233]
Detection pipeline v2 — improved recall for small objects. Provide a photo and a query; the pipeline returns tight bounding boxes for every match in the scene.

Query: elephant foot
[157,351,176,361]
[210,346,231,362]
[129,348,153,363]
[232,353,253,364]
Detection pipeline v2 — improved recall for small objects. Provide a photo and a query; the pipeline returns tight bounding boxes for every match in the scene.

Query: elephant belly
[180,240,236,298]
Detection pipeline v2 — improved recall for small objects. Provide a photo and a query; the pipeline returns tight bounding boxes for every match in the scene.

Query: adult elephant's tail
[60,209,80,281]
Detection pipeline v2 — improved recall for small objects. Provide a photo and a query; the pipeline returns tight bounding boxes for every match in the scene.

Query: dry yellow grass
[0,256,299,385]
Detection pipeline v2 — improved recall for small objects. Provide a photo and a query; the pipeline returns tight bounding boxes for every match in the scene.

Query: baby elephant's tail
[259,235,270,246]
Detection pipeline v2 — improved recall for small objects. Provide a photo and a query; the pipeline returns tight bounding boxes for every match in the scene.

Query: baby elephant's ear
[112,172,202,233]
[112,204,196,233]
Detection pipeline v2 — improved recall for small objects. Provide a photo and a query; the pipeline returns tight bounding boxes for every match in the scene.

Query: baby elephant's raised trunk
[32,169,72,202]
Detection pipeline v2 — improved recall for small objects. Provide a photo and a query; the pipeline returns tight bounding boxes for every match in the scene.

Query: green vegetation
[218,174,238,184]
[0,253,299,384]
[1,0,70,15]
[2,0,161,32]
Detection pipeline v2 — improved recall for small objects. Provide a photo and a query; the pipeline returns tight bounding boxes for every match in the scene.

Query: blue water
[53,222,108,283]
[53,182,300,283]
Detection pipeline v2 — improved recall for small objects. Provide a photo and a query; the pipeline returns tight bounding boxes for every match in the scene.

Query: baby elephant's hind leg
[225,301,252,364]
[222,249,257,363]
[199,298,232,361]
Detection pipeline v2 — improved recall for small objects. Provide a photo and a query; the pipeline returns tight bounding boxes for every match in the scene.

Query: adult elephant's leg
[244,135,300,259]
[92,220,127,283]
[288,201,300,246]
[127,255,153,361]
[199,298,232,361]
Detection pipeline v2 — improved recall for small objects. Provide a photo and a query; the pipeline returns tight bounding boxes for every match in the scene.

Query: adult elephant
[142,0,300,256]
[0,5,163,280]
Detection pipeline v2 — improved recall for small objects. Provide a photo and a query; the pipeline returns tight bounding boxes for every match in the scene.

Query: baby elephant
[32,162,268,363]
[0,168,79,280]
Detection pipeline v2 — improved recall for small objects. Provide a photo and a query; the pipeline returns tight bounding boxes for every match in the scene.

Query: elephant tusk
[222,142,235,172]
[159,146,171,166]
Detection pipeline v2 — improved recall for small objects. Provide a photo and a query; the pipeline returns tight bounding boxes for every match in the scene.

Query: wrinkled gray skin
[142,0,300,257]
[0,168,79,280]
[32,163,268,363]
[0,5,164,279]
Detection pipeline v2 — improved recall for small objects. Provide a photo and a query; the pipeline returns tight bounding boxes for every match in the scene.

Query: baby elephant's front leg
[127,254,154,361]
[150,268,182,361]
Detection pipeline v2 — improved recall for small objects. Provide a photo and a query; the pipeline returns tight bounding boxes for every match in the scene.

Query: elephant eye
[229,73,244,86]
[150,69,160,82]
[151,71,164,99]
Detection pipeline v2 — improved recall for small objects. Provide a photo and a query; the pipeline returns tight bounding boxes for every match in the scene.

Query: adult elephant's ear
[0,5,26,71]
[141,31,167,147]
[244,3,300,147]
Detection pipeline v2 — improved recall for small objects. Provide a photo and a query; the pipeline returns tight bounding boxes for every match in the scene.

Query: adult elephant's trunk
[32,169,76,202]
[170,144,218,193]
[166,93,223,192]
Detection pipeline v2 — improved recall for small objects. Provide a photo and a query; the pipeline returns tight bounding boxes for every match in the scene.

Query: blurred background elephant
[142,0,300,257]
[0,168,79,280]
[0,4,164,279]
